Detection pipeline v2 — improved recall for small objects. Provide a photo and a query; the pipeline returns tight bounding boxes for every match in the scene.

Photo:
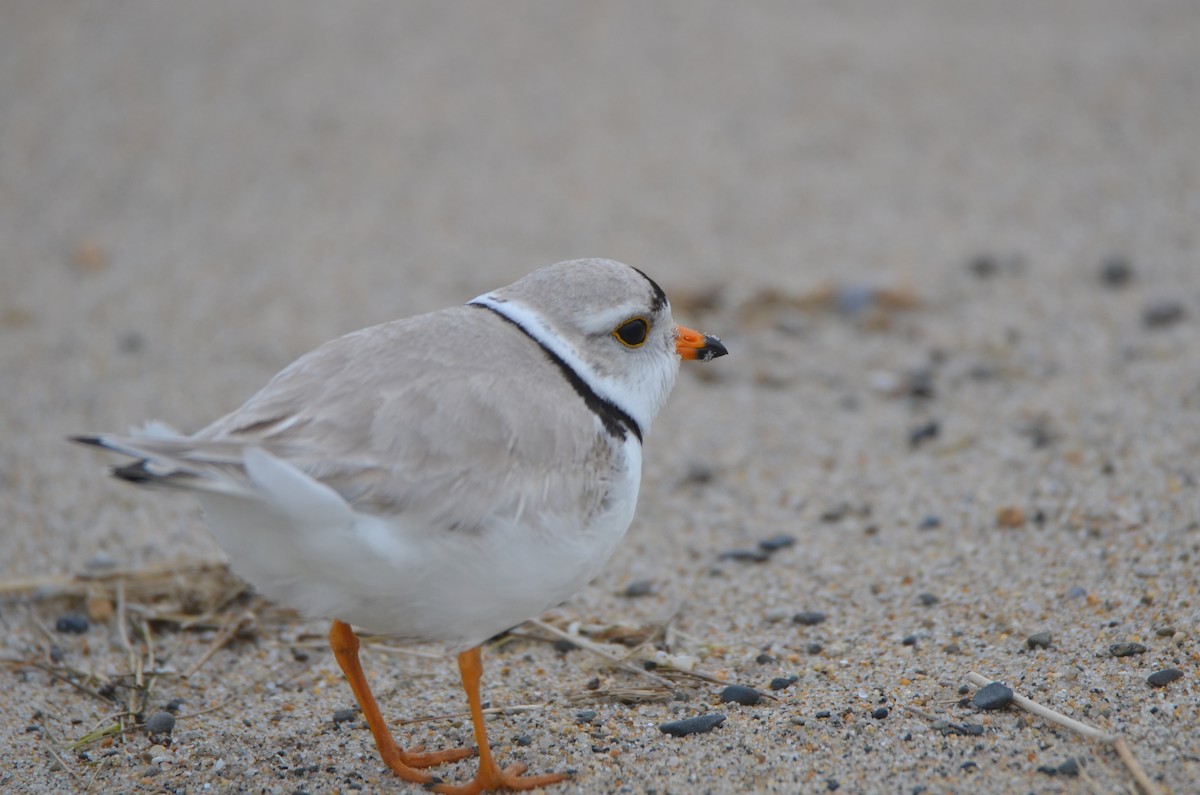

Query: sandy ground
[2,2,1198,793]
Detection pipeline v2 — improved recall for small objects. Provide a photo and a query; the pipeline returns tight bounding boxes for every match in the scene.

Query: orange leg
[431,646,568,794]
[328,620,472,783]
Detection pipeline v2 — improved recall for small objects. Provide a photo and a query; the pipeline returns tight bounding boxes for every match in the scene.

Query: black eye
[613,317,649,347]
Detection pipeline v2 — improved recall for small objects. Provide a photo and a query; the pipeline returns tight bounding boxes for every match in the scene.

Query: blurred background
[5,0,1199,593]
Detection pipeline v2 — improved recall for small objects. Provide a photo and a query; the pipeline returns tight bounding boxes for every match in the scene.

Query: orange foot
[430,761,568,794]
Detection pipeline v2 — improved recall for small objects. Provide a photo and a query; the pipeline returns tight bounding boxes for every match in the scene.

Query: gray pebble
[1099,257,1132,287]
[514,734,532,746]
[620,579,656,598]
[972,682,1014,710]
[758,534,796,552]
[55,614,89,634]
[718,548,771,563]
[144,711,175,737]
[793,611,828,626]
[1065,586,1088,600]
[871,707,889,719]
[1146,668,1183,688]
[1026,632,1053,649]
[1057,758,1080,777]
[658,713,726,737]
[805,642,824,655]
[917,515,942,530]
[575,709,597,724]
[1143,300,1186,328]
[769,676,798,691]
[719,685,762,706]
[332,708,357,724]
[1109,642,1148,657]
[916,593,940,607]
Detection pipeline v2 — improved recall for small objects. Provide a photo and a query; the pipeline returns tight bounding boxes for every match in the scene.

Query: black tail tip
[69,435,106,448]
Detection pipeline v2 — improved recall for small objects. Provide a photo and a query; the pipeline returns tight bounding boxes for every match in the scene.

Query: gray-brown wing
[197,306,621,532]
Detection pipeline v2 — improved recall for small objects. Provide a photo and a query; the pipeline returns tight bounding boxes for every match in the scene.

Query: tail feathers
[70,431,258,498]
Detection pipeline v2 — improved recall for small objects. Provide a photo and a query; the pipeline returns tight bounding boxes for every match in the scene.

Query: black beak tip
[699,334,728,362]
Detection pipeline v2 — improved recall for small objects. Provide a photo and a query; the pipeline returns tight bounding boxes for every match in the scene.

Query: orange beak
[676,324,729,362]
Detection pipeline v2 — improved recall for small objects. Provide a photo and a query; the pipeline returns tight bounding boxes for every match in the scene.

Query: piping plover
[75,258,726,793]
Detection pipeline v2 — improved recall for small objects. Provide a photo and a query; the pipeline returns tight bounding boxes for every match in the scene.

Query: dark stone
[792,611,828,626]
[552,639,579,653]
[758,534,796,552]
[719,685,762,706]
[815,710,831,718]
[871,707,889,720]
[621,579,656,598]
[917,515,942,530]
[901,635,918,647]
[658,713,726,737]
[805,642,824,655]
[332,708,357,725]
[769,676,798,691]
[1100,257,1132,287]
[1057,758,1080,777]
[575,710,597,724]
[1026,632,1053,649]
[144,711,175,737]
[1109,642,1148,657]
[1147,668,1183,688]
[718,548,771,563]
[165,698,185,714]
[908,420,940,448]
[515,734,532,747]
[1143,300,1186,328]
[755,653,775,665]
[55,614,89,634]
[972,682,1014,710]
[916,593,940,607]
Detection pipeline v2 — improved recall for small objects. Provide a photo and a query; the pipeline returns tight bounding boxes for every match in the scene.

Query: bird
[74,258,727,793]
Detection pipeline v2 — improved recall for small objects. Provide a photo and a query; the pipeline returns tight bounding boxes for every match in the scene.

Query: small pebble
[658,713,726,737]
[1143,300,1186,328]
[575,710,597,724]
[917,515,942,530]
[871,707,889,720]
[620,579,656,598]
[769,676,798,691]
[916,593,940,607]
[972,682,1014,710]
[754,653,774,665]
[1065,586,1088,600]
[55,614,89,634]
[805,642,824,655]
[908,420,939,448]
[332,708,357,725]
[968,254,999,278]
[1109,642,1148,657]
[961,761,978,771]
[718,548,771,563]
[1146,668,1183,688]
[719,685,762,706]
[552,639,579,653]
[1057,758,1080,777]
[758,534,796,552]
[144,711,176,738]
[165,698,185,714]
[793,611,828,626]
[901,635,918,647]
[825,779,839,791]
[514,734,532,747]
[1099,257,1132,287]
[1026,632,1053,649]
[1155,626,1177,637]
[815,710,831,719]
